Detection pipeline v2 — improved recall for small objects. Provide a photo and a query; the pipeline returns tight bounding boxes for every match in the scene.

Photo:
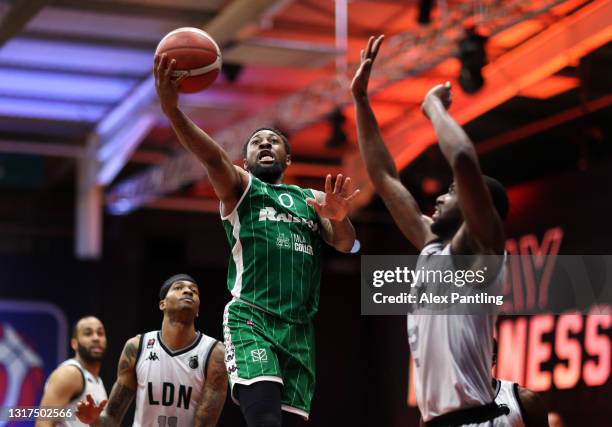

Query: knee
[240,396,282,427]
[237,382,283,427]
[250,412,282,427]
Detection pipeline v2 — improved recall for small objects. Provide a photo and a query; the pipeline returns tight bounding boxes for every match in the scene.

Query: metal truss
[107,0,570,213]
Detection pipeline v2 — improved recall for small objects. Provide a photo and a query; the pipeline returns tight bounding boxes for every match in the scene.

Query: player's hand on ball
[75,394,107,424]
[153,53,187,115]
[351,35,384,99]
[306,174,360,222]
[422,81,453,120]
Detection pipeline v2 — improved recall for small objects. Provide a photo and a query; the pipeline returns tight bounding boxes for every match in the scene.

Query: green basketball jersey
[222,174,323,324]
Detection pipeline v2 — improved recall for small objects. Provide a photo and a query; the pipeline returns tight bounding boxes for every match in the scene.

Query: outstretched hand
[153,53,187,115]
[350,35,384,99]
[75,394,107,425]
[422,81,453,120]
[306,174,360,222]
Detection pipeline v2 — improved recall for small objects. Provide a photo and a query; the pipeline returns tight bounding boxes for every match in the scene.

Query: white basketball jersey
[46,358,107,427]
[133,331,217,427]
[407,241,505,422]
[494,379,525,427]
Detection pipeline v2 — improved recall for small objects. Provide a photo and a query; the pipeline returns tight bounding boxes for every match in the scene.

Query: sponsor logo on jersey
[258,207,318,231]
[292,233,313,255]
[276,233,291,249]
[188,355,199,370]
[251,348,268,362]
[147,351,159,361]
[224,341,238,376]
[147,338,155,349]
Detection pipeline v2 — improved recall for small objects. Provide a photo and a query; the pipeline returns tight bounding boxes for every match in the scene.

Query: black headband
[160,274,197,299]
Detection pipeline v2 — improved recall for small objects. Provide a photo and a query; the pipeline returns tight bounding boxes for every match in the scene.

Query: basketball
[155,27,222,93]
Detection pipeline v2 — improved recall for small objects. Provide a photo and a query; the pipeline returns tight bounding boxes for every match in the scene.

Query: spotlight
[421,177,442,195]
[417,0,434,25]
[458,28,487,94]
[221,63,243,83]
[325,108,347,148]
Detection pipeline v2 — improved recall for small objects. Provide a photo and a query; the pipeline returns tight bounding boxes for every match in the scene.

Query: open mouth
[257,150,275,164]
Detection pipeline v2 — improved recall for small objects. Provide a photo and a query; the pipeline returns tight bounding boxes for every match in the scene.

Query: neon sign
[407,227,611,406]
[497,309,611,391]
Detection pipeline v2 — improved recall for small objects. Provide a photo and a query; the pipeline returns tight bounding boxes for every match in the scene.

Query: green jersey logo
[258,206,319,232]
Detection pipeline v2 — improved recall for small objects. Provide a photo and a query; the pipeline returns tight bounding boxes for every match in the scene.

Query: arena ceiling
[0,0,610,256]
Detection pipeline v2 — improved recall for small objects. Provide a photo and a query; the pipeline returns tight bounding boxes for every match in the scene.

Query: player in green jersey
[155,54,358,427]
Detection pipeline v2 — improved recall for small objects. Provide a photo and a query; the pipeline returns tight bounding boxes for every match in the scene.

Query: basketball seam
[158,28,220,52]
[157,46,220,56]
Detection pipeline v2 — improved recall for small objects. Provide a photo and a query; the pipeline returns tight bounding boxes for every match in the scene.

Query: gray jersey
[45,358,107,427]
[407,241,505,422]
[494,379,525,427]
[133,331,217,427]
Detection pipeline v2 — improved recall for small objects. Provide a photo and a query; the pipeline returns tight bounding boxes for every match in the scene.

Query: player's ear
[70,337,78,352]
[159,299,165,311]
[243,158,248,170]
[285,154,292,166]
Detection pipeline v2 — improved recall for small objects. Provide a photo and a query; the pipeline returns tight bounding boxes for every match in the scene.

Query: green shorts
[223,298,316,420]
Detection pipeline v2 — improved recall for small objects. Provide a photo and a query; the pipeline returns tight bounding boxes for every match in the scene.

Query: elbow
[449,146,477,171]
[335,243,353,253]
[334,237,355,253]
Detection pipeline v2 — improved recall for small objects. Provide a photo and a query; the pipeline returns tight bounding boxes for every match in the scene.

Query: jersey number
[157,415,178,427]
[278,193,294,208]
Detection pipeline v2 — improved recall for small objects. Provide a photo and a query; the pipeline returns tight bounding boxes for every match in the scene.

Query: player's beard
[250,162,287,184]
[77,342,105,363]
[430,209,463,239]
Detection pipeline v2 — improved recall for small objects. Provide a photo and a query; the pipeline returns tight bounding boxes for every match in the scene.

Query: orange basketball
[155,27,222,93]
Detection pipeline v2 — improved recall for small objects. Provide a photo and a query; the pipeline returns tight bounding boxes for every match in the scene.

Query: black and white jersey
[133,331,217,427]
[407,241,506,422]
[45,358,107,427]
[494,379,526,427]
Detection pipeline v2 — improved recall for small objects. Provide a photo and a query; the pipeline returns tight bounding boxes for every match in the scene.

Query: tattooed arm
[195,342,228,427]
[76,336,140,426]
